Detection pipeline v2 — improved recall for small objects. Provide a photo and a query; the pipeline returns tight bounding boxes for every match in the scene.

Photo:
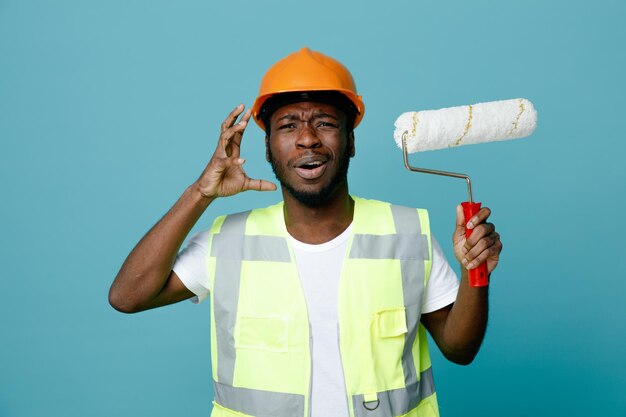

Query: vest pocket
[235,315,290,352]
[376,307,408,338]
[365,307,408,390]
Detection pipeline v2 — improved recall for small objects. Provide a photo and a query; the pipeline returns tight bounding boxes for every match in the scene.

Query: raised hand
[195,104,276,199]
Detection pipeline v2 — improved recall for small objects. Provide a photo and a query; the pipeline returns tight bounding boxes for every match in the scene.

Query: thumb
[243,178,277,192]
[453,204,467,240]
[452,204,468,263]
[452,204,465,244]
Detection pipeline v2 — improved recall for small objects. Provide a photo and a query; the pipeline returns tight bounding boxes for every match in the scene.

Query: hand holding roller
[393,98,537,286]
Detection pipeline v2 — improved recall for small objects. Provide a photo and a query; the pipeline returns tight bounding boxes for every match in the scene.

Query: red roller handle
[461,202,489,287]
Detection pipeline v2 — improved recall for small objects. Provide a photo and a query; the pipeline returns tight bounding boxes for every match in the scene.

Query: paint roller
[393,98,537,287]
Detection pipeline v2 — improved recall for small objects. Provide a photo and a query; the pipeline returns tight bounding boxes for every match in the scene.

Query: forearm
[439,269,489,364]
[109,183,213,312]
[109,105,275,313]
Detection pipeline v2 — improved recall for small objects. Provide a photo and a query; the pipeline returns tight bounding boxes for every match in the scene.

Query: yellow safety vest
[207,196,439,417]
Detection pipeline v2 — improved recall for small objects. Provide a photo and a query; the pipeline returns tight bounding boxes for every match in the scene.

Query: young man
[110,47,502,417]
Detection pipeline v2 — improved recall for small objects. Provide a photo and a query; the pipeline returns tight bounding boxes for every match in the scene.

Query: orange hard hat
[251,47,365,131]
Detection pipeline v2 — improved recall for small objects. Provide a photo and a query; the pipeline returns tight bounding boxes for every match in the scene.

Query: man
[110,47,502,417]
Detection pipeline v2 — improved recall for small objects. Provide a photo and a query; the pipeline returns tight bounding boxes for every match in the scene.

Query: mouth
[293,155,328,180]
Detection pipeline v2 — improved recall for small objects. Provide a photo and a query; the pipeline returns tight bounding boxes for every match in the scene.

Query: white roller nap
[394,98,537,153]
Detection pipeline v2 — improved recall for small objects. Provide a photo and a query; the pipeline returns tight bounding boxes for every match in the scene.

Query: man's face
[266,101,355,206]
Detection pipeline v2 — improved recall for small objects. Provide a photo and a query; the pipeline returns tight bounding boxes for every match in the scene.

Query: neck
[282,185,354,244]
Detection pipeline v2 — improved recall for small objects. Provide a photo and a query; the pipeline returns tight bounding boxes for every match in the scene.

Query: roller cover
[394,98,537,153]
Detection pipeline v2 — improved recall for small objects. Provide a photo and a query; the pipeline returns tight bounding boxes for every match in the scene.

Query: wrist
[189,182,216,205]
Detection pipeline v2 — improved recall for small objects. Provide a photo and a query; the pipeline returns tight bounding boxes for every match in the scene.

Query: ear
[265,135,270,162]
[348,131,355,157]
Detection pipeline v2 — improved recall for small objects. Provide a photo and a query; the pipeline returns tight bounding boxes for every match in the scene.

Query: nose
[296,123,321,149]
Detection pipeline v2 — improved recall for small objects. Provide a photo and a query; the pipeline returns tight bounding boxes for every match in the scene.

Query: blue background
[1,0,625,416]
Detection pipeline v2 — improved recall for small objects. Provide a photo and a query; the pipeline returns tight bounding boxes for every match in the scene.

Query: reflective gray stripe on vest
[214,380,305,417]
[212,211,250,386]
[352,367,435,417]
[211,211,293,410]
[350,234,429,260]
[349,205,432,415]
[212,234,291,262]
[391,205,428,393]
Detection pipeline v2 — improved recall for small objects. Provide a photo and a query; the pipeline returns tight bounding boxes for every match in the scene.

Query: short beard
[268,145,351,207]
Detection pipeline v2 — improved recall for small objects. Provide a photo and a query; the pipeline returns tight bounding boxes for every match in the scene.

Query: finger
[231,108,252,148]
[214,105,245,158]
[466,206,492,230]
[221,104,245,132]
[222,119,249,157]
[243,177,277,192]
[464,231,498,264]
[464,222,495,248]
[220,108,252,156]
[239,107,252,124]
[224,109,252,156]
[467,238,502,270]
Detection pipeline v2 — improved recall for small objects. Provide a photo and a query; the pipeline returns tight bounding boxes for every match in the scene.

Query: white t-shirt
[173,222,459,417]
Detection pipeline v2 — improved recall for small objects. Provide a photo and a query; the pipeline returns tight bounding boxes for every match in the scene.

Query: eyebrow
[276,112,339,123]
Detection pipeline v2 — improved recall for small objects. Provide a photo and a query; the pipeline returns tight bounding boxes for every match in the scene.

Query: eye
[278,123,296,130]
[317,121,338,128]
